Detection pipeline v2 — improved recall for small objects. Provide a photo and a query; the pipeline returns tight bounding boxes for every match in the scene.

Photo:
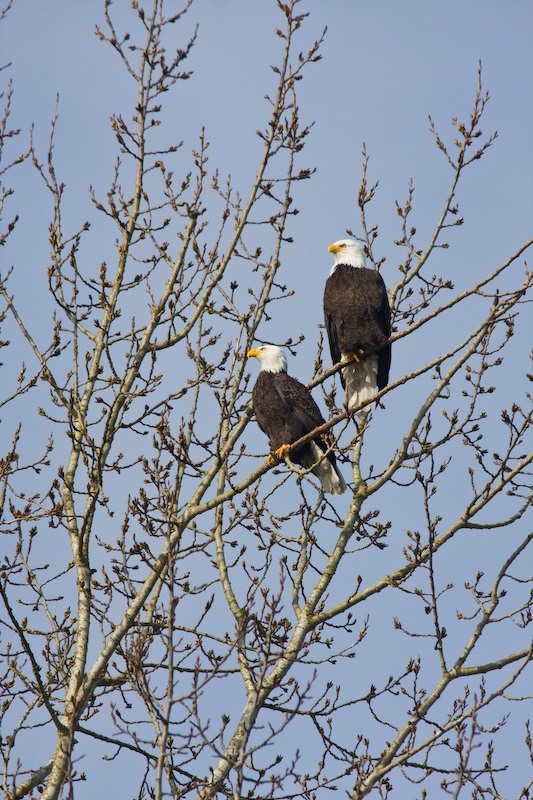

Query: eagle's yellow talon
[343,349,365,364]
[274,443,290,460]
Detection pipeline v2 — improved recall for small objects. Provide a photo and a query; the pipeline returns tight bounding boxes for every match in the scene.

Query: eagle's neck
[330,251,366,276]
[259,354,287,374]
[330,262,364,277]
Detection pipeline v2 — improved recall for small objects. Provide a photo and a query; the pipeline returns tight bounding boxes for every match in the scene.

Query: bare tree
[1,2,532,799]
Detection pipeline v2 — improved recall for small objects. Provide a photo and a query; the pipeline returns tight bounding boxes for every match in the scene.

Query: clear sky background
[1,1,533,797]
[2,1,532,377]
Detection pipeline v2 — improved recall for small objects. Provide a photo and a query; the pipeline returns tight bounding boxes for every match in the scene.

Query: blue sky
[3,1,532,358]
[2,1,533,797]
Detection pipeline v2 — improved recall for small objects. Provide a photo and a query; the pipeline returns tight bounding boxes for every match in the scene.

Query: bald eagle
[324,239,391,413]
[248,345,346,495]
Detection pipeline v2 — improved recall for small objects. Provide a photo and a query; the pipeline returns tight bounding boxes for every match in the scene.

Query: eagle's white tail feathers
[343,354,379,412]
[299,441,346,495]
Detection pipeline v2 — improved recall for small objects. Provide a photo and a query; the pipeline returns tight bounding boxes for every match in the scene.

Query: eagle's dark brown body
[248,344,346,494]
[324,264,391,391]
[252,371,330,462]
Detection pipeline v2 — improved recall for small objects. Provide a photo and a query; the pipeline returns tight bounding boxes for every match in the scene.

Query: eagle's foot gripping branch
[274,443,291,461]
[343,349,365,364]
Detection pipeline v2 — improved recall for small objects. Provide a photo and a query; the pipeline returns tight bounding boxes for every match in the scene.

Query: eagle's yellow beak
[328,244,341,254]
[247,348,261,358]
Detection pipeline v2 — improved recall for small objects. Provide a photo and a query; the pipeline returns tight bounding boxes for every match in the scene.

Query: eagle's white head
[247,344,288,374]
[328,239,367,274]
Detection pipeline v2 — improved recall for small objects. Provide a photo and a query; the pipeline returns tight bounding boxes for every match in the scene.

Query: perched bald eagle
[248,345,346,495]
[324,239,391,413]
